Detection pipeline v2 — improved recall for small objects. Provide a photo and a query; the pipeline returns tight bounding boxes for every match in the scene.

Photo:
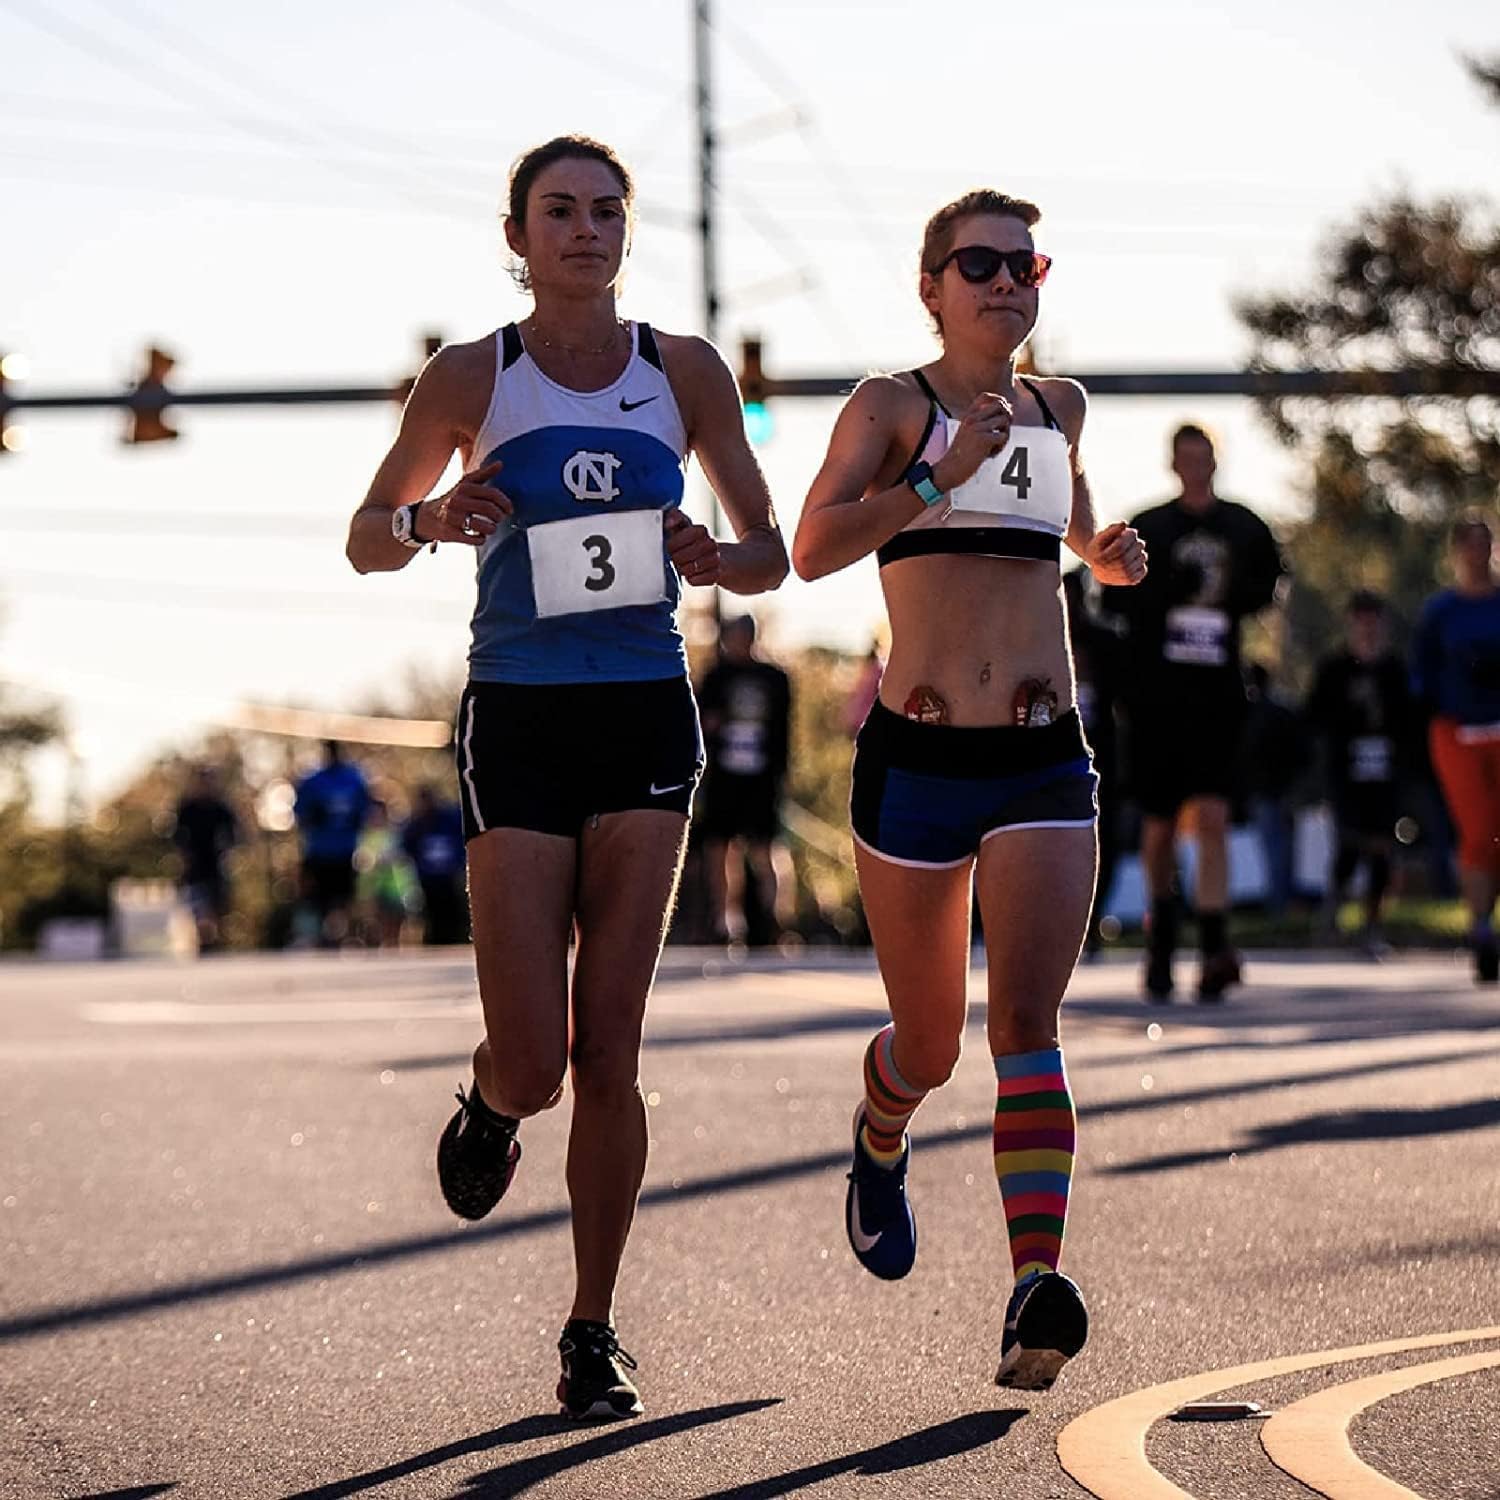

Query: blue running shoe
[844,1107,917,1281]
[995,1271,1089,1390]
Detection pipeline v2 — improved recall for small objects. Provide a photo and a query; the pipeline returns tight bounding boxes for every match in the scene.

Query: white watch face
[392,506,414,543]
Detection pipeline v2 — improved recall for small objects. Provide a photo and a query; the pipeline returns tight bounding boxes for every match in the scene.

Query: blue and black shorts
[851,701,1098,869]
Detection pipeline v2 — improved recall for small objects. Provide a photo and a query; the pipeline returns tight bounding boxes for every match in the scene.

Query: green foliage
[1235,66,1500,678]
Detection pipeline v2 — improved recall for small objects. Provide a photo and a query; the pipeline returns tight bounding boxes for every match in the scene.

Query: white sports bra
[877,372,1072,568]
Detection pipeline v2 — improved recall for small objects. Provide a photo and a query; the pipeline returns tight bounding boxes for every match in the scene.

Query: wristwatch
[904,460,944,507]
[391,502,424,549]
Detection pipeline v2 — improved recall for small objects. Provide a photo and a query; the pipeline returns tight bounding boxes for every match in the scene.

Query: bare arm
[345,344,508,574]
[1046,377,1147,589]
[663,336,788,596]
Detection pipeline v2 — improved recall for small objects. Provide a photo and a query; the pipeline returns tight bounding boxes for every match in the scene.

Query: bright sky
[3,0,1496,817]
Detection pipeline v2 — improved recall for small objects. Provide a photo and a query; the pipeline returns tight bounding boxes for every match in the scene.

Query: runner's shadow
[68,1489,177,1499]
[687,1409,1027,1499]
[283,1400,778,1500]
[1106,1097,1500,1175]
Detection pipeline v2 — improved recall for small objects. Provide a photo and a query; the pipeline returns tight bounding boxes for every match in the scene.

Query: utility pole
[693,0,724,624]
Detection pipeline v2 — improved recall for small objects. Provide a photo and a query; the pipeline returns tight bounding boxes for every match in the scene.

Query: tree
[1236,57,1500,675]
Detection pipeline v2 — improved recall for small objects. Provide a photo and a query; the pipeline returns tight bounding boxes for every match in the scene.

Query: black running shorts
[454,678,704,842]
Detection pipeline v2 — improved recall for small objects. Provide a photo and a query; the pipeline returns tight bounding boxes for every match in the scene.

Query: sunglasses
[930,245,1052,288]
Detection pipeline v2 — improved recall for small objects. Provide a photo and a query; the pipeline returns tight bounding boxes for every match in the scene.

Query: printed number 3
[1000,445,1031,500]
[582,534,616,592]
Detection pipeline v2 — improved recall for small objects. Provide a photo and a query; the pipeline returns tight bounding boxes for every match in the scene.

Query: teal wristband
[905,460,944,507]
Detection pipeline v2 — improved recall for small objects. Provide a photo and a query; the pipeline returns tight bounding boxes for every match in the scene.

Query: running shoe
[1143,949,1174,1003]
[1475,936,1499,985]
[436,1082,520,1221]
[995,1271,1089,1390]
[557,1319,643,1420]
[1196,947,1242,1002]
[844,1107,917,1281]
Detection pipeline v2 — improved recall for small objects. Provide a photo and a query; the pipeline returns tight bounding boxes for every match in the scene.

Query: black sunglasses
[930,245,1052,288]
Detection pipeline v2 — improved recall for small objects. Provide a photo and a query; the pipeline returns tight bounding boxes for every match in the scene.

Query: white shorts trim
[458,694,486,836]
[852,829,973,872]
[979,819,1097,843]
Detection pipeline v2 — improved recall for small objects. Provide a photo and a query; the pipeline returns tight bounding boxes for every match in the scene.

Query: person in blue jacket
[293,741,371,946]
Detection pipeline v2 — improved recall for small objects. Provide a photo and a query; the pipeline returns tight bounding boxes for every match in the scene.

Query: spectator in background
[1306,591,1414,956]
[1412,511,1500,983]
[172,763,239,952]
[402,785,469,945]
[355,799,420,948]
[1102,423,1285,1002]
[1240,661,1311,920]
[697,614,795,944]
[293,740,371,947]
[1063,567,1123,953]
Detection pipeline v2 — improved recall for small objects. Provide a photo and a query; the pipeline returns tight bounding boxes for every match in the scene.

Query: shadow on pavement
[1106,1096,1500,1175]
[688,1409,1026,1499]
[68,1489,178,1500]
[8,1044,1498,1345]
[279,1400,778,1500]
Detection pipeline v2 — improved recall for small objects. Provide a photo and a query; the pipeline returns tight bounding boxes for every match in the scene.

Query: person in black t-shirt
[1306,590,1415,955]
[1101,424,1285,1002]
[172,764,240,952]
[697,614,794,943]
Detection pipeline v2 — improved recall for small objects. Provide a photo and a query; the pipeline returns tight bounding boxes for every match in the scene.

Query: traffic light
[0,352,26,454]
[738,334,774,446]
[124,345,179,444]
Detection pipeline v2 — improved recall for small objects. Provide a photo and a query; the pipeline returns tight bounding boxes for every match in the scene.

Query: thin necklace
[525,317,627,356]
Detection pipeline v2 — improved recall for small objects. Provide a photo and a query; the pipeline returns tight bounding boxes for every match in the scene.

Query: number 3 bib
[946,424,1072,535]
[527,509,668,619]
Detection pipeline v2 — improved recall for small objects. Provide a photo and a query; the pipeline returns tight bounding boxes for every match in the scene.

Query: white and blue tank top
[466,321,689,684]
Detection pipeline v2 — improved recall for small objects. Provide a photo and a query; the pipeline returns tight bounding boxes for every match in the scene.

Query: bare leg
[1140,815,1178,899]
[1191,797,1232,914]
[704,836,731,940]
[467,828,575,1119]
[567,809,689,1324]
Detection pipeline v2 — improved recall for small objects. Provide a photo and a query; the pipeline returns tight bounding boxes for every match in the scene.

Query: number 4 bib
[527,509,668,619]
[946,425,1072,534]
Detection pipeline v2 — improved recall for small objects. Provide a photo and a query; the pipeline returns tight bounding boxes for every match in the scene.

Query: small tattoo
[980,661,992,686]
[904,685,949,725]
[1013,677,1059,728]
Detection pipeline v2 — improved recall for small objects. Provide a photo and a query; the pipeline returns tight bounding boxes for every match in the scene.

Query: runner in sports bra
[793,189,1146,1392]
[345,135,787,1420]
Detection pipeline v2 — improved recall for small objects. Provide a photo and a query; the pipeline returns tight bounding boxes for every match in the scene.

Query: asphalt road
[3,946,1498,1499]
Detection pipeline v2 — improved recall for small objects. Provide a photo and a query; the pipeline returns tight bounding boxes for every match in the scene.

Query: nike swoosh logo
[649,781,686,796]
[848,1193,882,1254]
[619,395,659,412]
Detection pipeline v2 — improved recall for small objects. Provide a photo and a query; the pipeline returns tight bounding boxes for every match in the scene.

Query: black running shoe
[1144,949,1174,1003]
[1476,937,1499,985]
[1196,948,1242,1003]
[995,1271,1089,1390]
[845,1106,918,1281]
[557,1319,643,1420]
[436,1083,520,1221]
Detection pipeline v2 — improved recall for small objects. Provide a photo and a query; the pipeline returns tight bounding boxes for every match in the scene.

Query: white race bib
[1163,606,1230,666]
[1349,735,1394,783]
[947,425,1071,533]
[527,510,667,619]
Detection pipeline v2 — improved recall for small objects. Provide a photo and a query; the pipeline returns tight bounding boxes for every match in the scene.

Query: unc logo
[563,450,622,504]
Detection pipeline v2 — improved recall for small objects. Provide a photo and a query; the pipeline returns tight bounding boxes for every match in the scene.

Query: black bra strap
[637,323,664,370]
[1019,376,1060,432]
[500,323,524,370]
[909,368,950,416]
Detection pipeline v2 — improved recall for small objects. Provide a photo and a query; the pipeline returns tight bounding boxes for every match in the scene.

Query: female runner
[346,135,787,1418]
[793,189,1145,1389]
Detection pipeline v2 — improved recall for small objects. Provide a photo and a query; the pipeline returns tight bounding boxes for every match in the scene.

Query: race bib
[721,721,768,776]
[1349,735,1393,783]
[527,510,667,619]
[947,426,1071,533]
[1163,606,1230,666]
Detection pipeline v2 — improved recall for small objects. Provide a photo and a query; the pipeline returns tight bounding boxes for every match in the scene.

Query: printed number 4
[1000,445,1031,500]
[582,534,616,592]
